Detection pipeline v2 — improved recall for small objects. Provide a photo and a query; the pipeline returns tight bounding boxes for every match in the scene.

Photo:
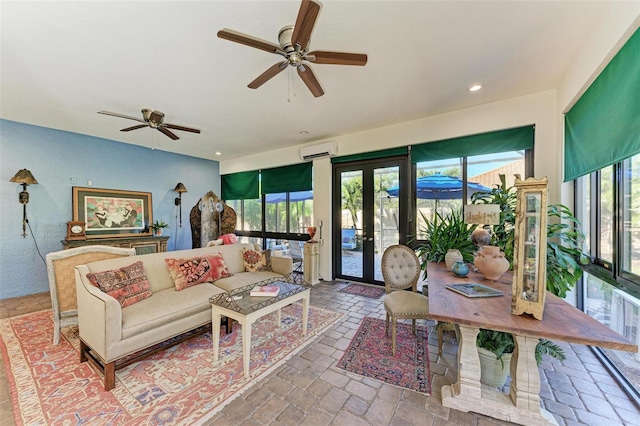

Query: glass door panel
[374,166,400,281]
[334,159,405,285]
[340,170,363,279]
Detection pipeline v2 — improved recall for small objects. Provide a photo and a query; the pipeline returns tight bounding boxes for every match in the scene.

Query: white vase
[445,249,463,271]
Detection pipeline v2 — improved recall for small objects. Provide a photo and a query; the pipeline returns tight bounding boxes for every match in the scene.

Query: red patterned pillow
[164,253,233,291]
[220,233,238,245]
[86,261,152,308]
[242,248,272,272]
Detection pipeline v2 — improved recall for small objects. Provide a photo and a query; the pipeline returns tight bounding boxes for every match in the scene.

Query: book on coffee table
[250,285,280,297]
[446,283,503,298]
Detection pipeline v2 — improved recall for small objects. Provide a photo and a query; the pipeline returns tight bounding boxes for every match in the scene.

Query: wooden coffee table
[209,276,311,379]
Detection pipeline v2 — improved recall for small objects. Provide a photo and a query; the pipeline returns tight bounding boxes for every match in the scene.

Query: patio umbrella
[263,190,313,203]
[386,173,490,200]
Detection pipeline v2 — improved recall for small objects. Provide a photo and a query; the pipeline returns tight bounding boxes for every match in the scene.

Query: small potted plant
[152,219,169,236]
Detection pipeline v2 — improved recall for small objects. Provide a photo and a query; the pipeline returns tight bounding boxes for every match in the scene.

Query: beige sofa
[75,243,292,391]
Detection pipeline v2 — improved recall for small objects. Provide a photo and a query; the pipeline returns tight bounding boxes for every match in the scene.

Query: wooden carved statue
[189,191,237,248]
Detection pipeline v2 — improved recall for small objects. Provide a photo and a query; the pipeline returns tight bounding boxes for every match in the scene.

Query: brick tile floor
[1,282,638,425]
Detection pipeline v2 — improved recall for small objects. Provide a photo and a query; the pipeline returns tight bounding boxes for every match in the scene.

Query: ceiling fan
[97,108,201,140]
[217,0,367,98]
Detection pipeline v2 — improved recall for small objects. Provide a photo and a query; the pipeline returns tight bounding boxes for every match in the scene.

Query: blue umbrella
[263,190,313,203]
[386,173,490,199]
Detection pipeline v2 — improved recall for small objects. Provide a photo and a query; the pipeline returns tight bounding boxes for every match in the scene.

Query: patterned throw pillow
[164,253,233,291]
[220,233,238,245]
[86,261,152,308]
[242,248,272,272]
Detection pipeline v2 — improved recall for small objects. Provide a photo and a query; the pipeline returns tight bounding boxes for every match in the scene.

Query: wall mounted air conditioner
[300,142,338,161]
[611,289,640,361]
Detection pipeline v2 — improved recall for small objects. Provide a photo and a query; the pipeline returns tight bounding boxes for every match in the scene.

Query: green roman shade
[261,162,312,194]
[564,28,640,182]
[331,147,408,164]
[411,125,534,163]
[221,170,260,200]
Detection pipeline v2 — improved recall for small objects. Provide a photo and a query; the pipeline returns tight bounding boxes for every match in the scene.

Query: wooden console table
[428,261,637,426]
[63,236,169,254]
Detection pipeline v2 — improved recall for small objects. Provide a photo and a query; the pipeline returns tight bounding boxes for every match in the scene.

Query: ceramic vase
[445,249,463,271]
[474,245,509,281]
[477,347,512,388]
[451,261,469,277]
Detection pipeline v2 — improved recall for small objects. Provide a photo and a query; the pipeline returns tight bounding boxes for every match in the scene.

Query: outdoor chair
[382,244,430,355]
[287,240,304,274]
[45,245,136,345]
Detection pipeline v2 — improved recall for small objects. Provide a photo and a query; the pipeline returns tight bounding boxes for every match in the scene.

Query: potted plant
[152,219,169,236]
[476,329,566,387]
[415,209,476,280]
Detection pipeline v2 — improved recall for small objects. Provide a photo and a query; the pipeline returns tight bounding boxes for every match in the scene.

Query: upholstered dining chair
[382,244,430,355]
[46,245,136,345]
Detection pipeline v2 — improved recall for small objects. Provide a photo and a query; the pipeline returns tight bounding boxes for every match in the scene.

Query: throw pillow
[220,233,238,245]
[86,261,152,308]
[242,248,272,272]
[164,253,233,291]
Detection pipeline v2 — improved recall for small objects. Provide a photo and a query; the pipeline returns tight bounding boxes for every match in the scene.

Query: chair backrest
[46,245,136,315]
[288,240,304,260]
[381,244,421,293]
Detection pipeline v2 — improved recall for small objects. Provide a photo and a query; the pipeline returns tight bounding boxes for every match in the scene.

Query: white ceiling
[0,1,620,161]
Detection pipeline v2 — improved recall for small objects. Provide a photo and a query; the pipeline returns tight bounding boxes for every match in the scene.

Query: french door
[333,157,409,285]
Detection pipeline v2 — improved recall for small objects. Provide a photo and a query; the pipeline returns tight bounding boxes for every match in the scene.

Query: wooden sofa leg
[104,361,116,391]
[79,339,89,363]
[225,317,233,334]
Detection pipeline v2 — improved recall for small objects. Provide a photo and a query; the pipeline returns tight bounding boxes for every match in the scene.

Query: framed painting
[72,187,153,238]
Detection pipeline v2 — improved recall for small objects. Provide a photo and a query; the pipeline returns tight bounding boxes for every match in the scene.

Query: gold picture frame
[72,187,153,238]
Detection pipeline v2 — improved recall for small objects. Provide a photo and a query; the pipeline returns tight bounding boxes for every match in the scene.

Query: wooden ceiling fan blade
[217,29,281,54]
[158,127,180,140]
[164,123,201,134]
[248,61,288,89]
[291,0,320,50]
[297,65,324,97]
[307,51,368,66]
[98,111,146,123]
[120,124,149,132]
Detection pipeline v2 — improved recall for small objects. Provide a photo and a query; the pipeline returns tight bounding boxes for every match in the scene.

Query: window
[576,153,640,403]
[415,150,527,239]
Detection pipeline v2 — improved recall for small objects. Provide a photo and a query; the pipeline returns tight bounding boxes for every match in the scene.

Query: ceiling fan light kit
[98,109,201,141]
[217,0,367,98]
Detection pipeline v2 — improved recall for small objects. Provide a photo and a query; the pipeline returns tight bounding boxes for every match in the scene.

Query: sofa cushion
[242,248,272,272]
[213,270,283,293]
[86,260,152,308]
[121,283,224,340]
[164,253,233,291]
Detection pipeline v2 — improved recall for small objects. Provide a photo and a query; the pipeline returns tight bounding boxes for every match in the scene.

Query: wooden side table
[63,236,169,254]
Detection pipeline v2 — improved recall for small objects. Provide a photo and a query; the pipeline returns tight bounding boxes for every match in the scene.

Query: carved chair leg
[385,313,389,336]
[437,322,444,355]
[104,361,116,391]
[391,318,397,356]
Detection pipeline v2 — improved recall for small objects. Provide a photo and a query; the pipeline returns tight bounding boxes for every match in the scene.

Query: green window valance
[221,170,260,200]
[331,146,408,164]
[411,125,535,163]
[261,162,312,194]
[564,28,640,182]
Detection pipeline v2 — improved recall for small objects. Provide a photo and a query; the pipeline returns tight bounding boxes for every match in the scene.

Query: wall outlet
[318,239,324,246]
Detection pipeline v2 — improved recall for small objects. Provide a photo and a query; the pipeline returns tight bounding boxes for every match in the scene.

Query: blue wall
[0,119,220,299]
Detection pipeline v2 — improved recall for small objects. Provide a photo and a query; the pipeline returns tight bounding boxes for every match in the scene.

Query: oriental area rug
[0,304,342,425]
[336,316,431,394]
[338,283,385,299]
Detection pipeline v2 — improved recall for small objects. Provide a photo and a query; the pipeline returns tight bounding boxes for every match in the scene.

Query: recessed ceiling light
[215,151,221,156]
[299,130,309,135]
[468,84,483,92]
